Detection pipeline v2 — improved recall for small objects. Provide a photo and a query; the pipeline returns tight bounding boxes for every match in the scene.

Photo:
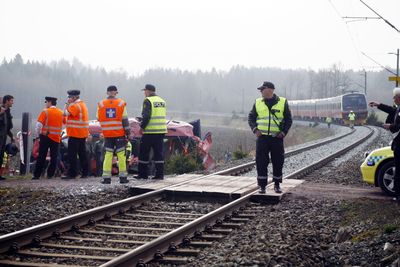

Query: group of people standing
[31,84,167,184]
[4,81,400,199]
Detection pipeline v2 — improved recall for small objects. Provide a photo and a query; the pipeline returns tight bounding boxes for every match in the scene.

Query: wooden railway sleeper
[219,222,242,228]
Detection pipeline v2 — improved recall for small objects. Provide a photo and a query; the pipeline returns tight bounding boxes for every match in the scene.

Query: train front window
[342,94,367,111]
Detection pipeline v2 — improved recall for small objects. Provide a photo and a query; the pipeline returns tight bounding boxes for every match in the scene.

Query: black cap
[45,96,57,102]
[257,81,275,90]
[142,84,156,91]
[107,85,118,92]
[67,90,80,96]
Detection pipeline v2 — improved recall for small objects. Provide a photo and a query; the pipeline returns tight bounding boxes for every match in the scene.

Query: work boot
[133,175,148,179]
[31,176,40,180]
[0,176,6,180]
[101,177,111,184]
[152,176,164,180]
[274,182,282,194]
[119,177,129,184]
[259,186,266,194]
[61,175,76,180]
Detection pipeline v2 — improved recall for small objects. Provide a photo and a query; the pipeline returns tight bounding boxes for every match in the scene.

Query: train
[289,93,368,125]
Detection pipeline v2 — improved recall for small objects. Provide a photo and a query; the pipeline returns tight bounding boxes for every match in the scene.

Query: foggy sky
[1,0,399,74]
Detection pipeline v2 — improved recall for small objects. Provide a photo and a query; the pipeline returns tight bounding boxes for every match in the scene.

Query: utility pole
[364,70,367,95]
[389,49,399,87]
[241,88,244,114]
[397,48,399,87]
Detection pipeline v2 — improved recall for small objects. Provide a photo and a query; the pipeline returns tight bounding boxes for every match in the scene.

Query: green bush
[383,224,397,234]
[366,111,381,126]
[165,153,203,174]
[233,145,248,160]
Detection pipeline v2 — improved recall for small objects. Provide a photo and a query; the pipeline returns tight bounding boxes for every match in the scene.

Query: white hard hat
[393,87,400,96]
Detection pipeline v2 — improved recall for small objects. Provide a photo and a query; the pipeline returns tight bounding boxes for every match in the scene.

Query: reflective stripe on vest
[40,107,63,143]
[98,98,126,137]
[143,96,167,134]
[255,97,286,136]
[66,100,89,138]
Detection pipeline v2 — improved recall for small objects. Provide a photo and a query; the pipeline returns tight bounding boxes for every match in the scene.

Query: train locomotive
[289,93,368,125]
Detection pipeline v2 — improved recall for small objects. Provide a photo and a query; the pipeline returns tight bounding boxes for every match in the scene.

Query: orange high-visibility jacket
[97,98,126,137]
[37,107,64,143]
[65,100,89,138]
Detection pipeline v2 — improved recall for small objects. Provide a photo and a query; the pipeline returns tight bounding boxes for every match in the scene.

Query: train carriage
[289,93,368,125]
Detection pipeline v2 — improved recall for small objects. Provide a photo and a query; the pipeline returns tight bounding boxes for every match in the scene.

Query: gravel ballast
[1,125,400,266]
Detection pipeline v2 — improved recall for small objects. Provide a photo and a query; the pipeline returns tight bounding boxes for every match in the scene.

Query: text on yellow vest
[144,96,167,134]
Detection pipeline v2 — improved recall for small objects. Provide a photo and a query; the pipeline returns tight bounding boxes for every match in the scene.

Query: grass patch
[351,229,380,242]
[383,224,397,234]
[341,199,400,241]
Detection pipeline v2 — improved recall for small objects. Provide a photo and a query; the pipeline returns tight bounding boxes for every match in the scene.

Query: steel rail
[0,126,354,254]
[0,126,364,265]
[101,191,254,267]
[100,127,373,267]
[217,127,355,175]
[0,190,164,254]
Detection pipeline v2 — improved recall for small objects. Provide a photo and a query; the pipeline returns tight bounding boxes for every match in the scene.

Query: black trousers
[256,135,285,187]
[0,135,6,169]
[33,135,59,177]
[394,145,400,196]
[67,137,88,177]
[138,134,164,178]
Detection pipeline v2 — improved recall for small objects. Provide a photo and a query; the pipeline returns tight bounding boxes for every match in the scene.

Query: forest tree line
[0,54,396,119]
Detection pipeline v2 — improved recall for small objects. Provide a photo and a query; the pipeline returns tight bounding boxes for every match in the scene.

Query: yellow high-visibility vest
[255,97,286,136]
[143,96,167,134]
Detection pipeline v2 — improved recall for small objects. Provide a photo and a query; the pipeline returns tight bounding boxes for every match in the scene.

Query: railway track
[0,126,373,267]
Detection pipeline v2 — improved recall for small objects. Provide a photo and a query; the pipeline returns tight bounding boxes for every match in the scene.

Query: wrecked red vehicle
[88,118,215,174]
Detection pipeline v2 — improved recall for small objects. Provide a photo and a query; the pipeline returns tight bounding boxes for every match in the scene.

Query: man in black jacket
[382,87,400,201]
[248,82,292,194]
[369,101,396,123]
[0,95,14,180]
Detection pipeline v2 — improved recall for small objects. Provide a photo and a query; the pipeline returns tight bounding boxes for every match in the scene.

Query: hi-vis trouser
[102,137,127,179]
[256,135,284,188]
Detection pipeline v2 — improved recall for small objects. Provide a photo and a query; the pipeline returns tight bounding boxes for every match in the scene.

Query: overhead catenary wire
[359,0,400,33]
[327,0,366,71]
[361,52,397,75]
